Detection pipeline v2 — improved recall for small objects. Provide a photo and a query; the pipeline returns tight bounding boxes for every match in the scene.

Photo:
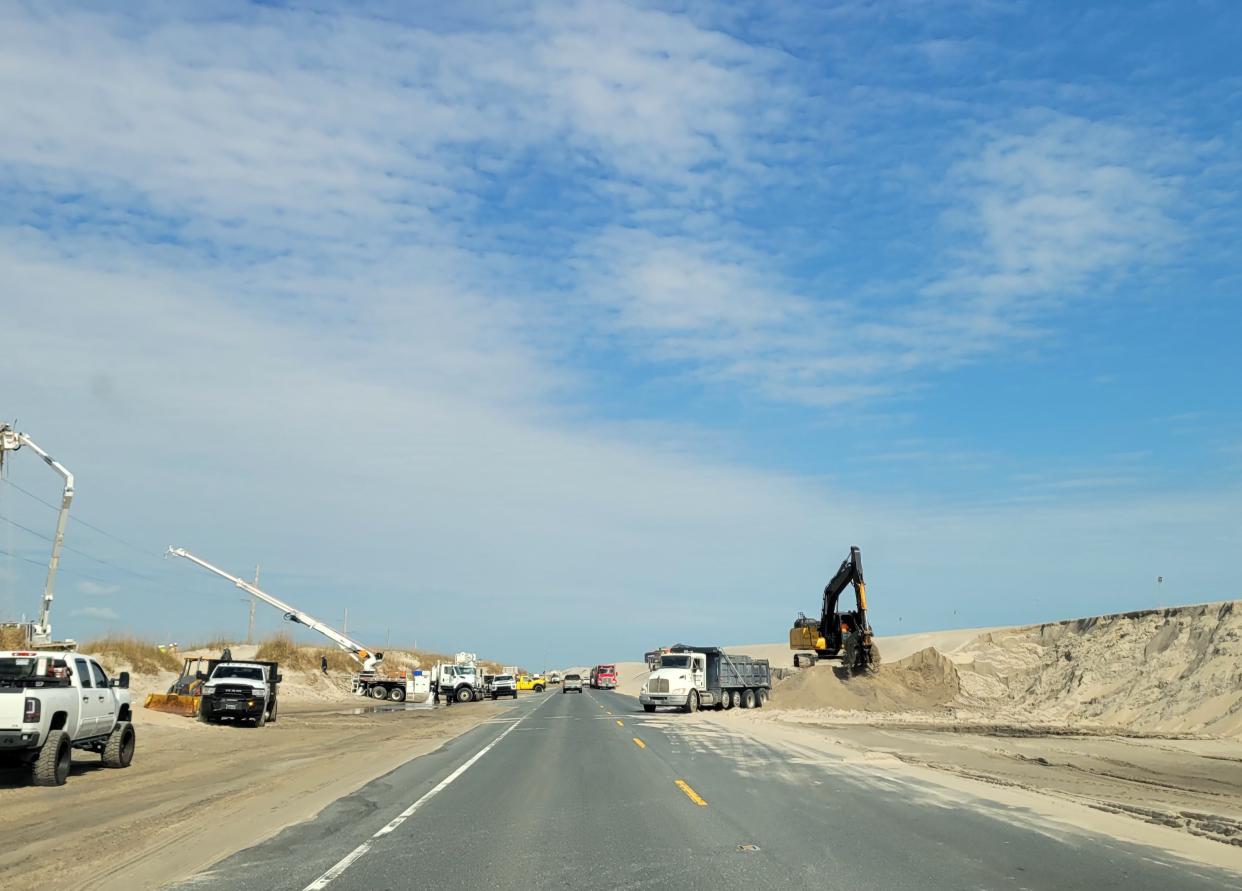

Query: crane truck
[0,423,75,646]
[789,545,881,673]
[166,548,425,702]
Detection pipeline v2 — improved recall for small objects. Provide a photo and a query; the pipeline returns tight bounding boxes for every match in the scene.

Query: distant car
[490,674,518,699]
[562,673,583,693]
[516,675,546,693]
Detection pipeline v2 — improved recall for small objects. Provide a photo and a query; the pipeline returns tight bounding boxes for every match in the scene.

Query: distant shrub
[82,636,183,674]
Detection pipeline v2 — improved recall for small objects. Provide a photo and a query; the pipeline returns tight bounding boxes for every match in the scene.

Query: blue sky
[1,0,1240,667]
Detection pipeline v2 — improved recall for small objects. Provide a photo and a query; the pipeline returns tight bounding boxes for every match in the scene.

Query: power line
[0,543,49,570]
[0,514,158,581]
[0,476,163,563]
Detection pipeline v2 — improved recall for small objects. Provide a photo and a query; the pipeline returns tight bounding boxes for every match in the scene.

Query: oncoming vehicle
[561,673,583,693]
[490,674,518,699]
[589,664,617,689]
[0,650,135,786]
[199,660,280,727]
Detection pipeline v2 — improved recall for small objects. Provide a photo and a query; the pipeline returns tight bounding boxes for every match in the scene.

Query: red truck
[590,664,617,690]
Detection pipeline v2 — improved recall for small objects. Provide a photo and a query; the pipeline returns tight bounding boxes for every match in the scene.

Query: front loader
[790,545,880,674]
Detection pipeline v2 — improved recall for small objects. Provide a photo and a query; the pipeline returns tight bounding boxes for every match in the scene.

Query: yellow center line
[632,737,645,749]
[615,719,623,726]
[675,780,707,807]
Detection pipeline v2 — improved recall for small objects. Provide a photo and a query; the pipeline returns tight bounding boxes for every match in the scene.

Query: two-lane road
[178,689,1241,890]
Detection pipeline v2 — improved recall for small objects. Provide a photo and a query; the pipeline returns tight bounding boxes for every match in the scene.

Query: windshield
[494,675,513,682]
[213,666,264,681]
[659,655,691,669]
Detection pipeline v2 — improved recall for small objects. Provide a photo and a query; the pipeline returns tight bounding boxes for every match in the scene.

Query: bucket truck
[166,548,427,702]
[0,423,74,646]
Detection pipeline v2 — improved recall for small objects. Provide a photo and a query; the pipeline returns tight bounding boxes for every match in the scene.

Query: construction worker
[321,655,328,674]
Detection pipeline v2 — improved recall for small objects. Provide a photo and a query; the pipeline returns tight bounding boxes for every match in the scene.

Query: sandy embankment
[0,656,508,891]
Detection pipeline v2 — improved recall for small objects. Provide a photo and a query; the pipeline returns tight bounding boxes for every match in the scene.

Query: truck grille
[649,678,669,693]
[216,685,253,698]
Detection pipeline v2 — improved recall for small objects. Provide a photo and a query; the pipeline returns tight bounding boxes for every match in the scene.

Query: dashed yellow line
[615,719,623,726]
[675,780,707,807]
[632,737,646,749]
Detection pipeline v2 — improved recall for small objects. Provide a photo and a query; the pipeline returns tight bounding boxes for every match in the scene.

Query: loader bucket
[144,692,201,717]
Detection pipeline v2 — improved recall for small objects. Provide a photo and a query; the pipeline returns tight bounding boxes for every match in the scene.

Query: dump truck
[639,646,770,713]
[199,660,281,727]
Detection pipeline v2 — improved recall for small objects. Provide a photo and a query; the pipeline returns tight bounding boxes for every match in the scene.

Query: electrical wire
[0,477,161,562]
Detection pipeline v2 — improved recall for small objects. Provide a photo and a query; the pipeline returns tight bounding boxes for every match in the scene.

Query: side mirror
[112,672,130,689]
[275,674,283,684]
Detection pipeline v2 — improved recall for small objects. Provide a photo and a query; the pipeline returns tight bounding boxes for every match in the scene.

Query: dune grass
[82,635,184,674]
[1,624,29,649]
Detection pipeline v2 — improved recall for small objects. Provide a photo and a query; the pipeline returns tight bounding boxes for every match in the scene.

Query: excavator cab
[789,546,881,674]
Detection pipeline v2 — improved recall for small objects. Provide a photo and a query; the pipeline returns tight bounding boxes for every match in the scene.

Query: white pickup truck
[0,649,135,786]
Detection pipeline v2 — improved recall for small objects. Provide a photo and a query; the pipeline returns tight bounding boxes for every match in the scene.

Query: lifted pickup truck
[199,660,281,727]
[0,650,135,786]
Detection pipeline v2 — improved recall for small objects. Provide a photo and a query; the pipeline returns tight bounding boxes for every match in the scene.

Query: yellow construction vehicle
[516,674,546,692]
[144,654,224,716]
[790,545,880,673]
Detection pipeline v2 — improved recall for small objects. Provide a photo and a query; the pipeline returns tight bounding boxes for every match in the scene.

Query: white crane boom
[166,547,382,671]
[1,423,75,645]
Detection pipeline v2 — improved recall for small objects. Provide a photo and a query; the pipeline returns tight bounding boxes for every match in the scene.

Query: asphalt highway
[176,689,1241,890]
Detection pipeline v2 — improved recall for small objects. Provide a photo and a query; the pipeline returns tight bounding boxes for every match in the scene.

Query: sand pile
[772,646,961,713]
[768,600,1242,738]
[952,600,1242,737]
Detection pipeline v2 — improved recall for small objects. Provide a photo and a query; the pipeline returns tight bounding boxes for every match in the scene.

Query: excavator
[789,545,881,674]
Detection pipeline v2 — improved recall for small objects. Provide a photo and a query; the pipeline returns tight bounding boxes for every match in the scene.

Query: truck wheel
[643,704,656,713]
[720,690,733,711]
[685,690,699,713]
[455,686,473,703]
[268,700,278,723]
[254,707,267,728]
[755,689,767,709]
[741,689,756,709]
[389,686,406,702]
[371,686,387,700]
[102,721,136,768]
[535,685,545,693]
[33,730,71,786]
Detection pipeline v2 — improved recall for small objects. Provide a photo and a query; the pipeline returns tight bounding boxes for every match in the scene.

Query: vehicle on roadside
[589,664,617,689]
[490,674,518,699]
[561,673,583,693]
[0,649,135,786]
[639,646,770,713]
[432,662,485,703]
[199,660,281,727]
[516,674,546,693]
[548,671,562,685]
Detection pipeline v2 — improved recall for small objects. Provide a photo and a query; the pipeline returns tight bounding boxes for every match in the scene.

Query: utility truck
[432,662,484,703]
[0,650,134,785]
[199,660,281,727]
[639,646,770,713]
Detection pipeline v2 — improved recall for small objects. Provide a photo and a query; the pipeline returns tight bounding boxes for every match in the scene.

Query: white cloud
[72,606,119,622]
[76,580,120,597]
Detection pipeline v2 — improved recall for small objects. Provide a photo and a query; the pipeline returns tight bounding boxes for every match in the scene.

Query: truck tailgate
[0,691,26,730]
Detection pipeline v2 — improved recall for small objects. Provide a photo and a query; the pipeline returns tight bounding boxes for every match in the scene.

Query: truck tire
[720,690,733,711]
[534,685,545,693]
[455,686,473,703]
[643,704,656,713]
[268,700,278,723]
[199,708,213,724]
[741,688,756,709]
[102,721,135,768]
[254,707,267,728]
[685,690,699,713]
[33,730,71,786]
[755,689,767,709]
[389,686,406,702]
[371,686,387,700]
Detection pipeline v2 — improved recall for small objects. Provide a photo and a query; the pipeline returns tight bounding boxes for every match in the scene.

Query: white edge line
[302,693,550,891]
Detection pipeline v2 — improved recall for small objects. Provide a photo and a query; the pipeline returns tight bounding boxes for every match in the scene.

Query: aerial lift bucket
[144,692,201,716]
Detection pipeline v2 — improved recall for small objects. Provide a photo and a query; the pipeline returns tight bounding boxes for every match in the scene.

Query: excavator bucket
[144,692,201,716]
